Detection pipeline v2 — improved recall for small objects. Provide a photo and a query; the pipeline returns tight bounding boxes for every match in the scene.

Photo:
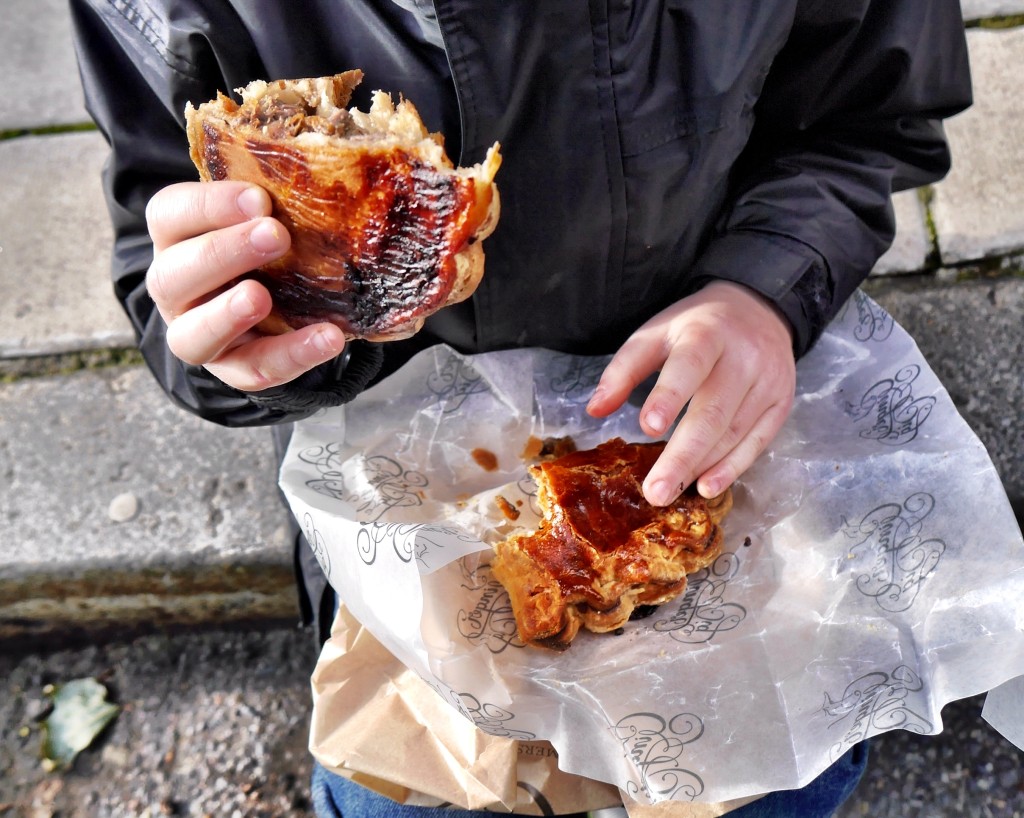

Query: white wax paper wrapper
[280,291,1024,805]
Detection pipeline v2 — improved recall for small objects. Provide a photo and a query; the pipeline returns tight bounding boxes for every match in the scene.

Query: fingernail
[237,187,267,219]
[645,410,666,434]
[249,219,287,254]
[586,387,605,413]
[699,478,720,499]
[229,287,257,319]
[646,479,671,507]
[310,327,338,357]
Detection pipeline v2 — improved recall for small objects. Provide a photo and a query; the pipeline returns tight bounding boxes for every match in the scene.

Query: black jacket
[70,0,972,429]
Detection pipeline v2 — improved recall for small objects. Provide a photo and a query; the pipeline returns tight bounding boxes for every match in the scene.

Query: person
[69,1,972,815]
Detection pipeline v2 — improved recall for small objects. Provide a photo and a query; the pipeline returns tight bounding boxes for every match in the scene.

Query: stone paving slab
[931,27,1024,265]
[0,131,134,358]
[872,190,932,275]
[1,0,89,130]
[0,365,296,640]
[961,0,1024,22]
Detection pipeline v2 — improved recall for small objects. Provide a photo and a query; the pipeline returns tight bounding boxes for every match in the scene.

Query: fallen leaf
[40,677,120,771]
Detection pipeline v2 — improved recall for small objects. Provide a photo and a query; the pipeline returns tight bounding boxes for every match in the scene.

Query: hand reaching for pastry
[587,281,797,506]
[145,180,347,392]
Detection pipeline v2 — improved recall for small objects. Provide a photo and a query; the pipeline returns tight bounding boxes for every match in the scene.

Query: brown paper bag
[310,605,762,816]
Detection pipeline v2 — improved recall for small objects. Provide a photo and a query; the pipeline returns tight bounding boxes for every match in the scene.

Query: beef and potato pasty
[492,437,732,650]
[185,70,501,341]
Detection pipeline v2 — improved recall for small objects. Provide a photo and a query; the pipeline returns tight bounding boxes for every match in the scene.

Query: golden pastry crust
[185,71,501,341]
[492,437,731,650]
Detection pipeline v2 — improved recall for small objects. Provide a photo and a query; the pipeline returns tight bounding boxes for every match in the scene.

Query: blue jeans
[310,741,868,817]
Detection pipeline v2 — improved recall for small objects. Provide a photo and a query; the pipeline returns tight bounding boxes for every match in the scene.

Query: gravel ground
[2,626,1023,817]
[0,626,319,818]
[838,694,1024,818]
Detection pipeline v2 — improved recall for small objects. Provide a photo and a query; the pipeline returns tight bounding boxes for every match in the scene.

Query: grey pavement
[1,0,89,130]
[0,366,295,644]
[1,3,1024,817]
[931,27,1024,264]
[0,131,133,357]
[961,0,1024,21]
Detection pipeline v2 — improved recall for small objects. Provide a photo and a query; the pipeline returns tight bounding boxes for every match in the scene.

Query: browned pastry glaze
[185,71,501,341]
[492,437,732,650]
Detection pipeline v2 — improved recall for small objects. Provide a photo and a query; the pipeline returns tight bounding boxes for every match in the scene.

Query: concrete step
[873,190,932,275]
[961,0,1024,23]
[0,130,133,358]
[0,365,296,643]
[931,26,1024,265]
[1,0,89,130]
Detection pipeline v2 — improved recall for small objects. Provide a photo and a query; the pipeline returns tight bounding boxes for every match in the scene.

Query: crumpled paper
[280,290,1024,805]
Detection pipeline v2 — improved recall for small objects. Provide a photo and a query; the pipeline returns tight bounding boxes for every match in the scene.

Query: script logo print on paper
[426,679,537,741]
[426,352,489,413]
[299,445,429,522]
[549,353,608,401]
[457,566,522,654]
[611,712,705,802]
[653,552,747,644]
[842,493,947,613]
[302,512,332,581]
[822,665,932,761]
[844,290,895,342]
[841,364,937,446]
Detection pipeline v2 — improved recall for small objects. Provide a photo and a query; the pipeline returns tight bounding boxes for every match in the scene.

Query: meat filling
[243,95,360,140]
[222,71,439,153]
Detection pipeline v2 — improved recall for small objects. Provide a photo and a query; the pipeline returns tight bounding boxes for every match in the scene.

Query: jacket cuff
[246,341,385,414]
[690,229,835,359]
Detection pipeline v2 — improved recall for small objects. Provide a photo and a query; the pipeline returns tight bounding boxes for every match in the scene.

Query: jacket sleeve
[691,0,972,357]
[68,0,383,427]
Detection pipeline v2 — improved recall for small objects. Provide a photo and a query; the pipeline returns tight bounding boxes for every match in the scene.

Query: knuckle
[746,429,771,458]
[776,387,795,415]
[651,379,690,409]
[145,260,172,308]
[144,193,162,231]
[720,419,746,452]
[660,436,700,479]
[693,400,730,441]
[674,343,713,378]
[176,349,206,367]
[245,345,302,392]
[193,230,232,279]
[606,343,646,377]
[715,461,738,487]
[146,182,195,236]
[662,447,693,477]
[164,322,203,366]
[237,363,275,393]
[195,182,241,227]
